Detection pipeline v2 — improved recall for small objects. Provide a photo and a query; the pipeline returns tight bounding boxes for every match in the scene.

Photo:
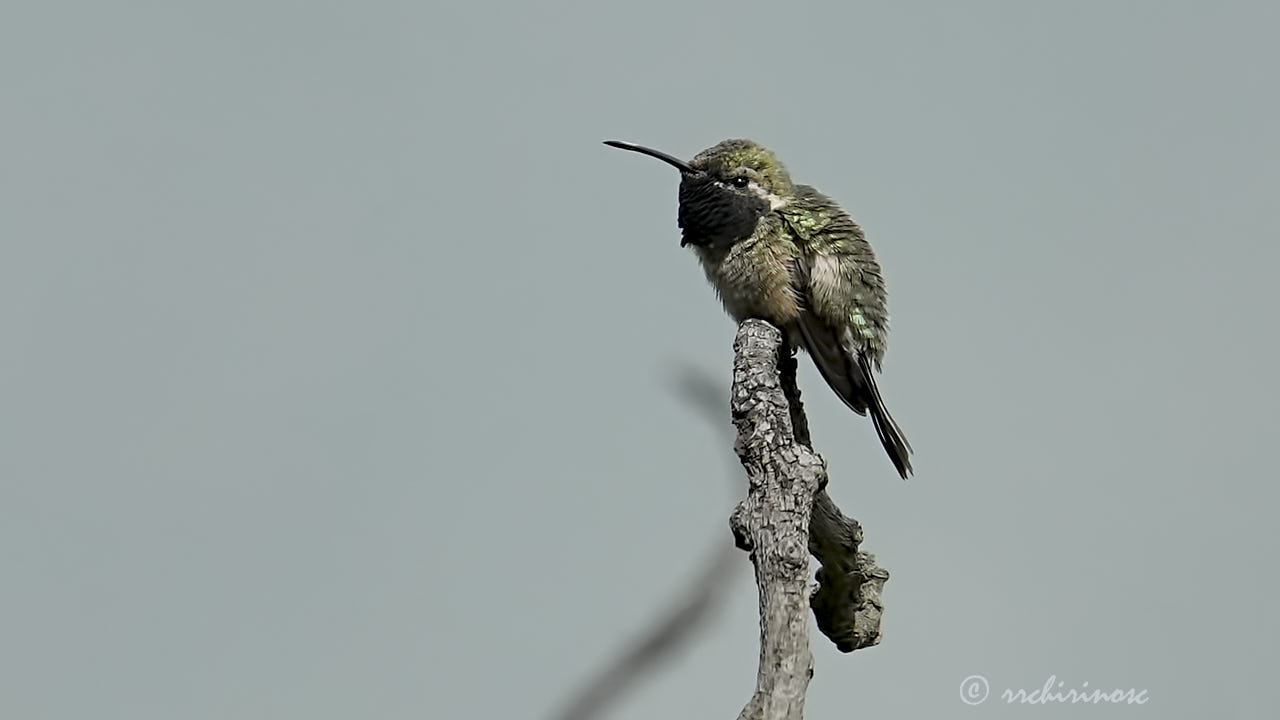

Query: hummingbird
[604,138,913,479]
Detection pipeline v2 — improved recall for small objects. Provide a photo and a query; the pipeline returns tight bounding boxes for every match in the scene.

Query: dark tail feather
[792,311,914,479]
[859,356,913,480]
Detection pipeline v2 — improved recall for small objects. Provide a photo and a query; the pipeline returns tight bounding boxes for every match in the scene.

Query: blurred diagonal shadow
[546,365,740,720]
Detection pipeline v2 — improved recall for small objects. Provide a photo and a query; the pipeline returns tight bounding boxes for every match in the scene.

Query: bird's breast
[695,219,802,326]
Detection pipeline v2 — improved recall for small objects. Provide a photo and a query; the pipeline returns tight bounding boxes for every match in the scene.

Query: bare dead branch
[549,320,889,720]
[776,337,888,653]
[809,491,887,653]
[728,319,889,720]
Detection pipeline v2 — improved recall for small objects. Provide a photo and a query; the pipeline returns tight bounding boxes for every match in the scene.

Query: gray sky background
[3,2,1277,718]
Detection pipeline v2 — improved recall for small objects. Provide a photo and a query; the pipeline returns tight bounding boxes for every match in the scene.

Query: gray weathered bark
[728,319,889,720]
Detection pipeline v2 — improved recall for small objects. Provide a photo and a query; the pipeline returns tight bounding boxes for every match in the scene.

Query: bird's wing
[791,245,914,479]
[790,252,868,415]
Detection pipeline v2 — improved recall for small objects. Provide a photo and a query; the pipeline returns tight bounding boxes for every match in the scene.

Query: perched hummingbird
[604,138,913,479]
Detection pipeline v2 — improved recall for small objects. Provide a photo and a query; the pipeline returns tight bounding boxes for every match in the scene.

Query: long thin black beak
[603,140,695,174]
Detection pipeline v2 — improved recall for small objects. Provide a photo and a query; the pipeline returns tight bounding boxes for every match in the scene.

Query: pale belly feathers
[694,219,802,327]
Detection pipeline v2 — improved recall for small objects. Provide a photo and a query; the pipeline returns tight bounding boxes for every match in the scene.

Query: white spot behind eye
[742,181,788,210]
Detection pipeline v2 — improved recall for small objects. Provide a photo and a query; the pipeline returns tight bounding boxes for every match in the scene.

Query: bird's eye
[731,176,750,188]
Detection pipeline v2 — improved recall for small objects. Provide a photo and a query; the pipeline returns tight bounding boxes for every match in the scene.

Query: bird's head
[604,138,794,248]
